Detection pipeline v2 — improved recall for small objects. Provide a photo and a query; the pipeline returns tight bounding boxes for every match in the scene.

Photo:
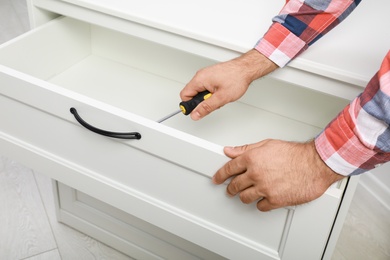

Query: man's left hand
[212,139,344,211]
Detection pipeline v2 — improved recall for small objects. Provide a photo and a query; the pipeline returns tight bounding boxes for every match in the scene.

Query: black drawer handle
[70,108,141,140]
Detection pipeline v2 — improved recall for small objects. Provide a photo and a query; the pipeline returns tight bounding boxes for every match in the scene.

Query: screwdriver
[157,90,212,123]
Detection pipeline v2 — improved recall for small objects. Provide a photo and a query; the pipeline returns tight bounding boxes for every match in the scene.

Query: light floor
[1,0,389,259]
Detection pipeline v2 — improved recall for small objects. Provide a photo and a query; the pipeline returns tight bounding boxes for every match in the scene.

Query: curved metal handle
[70,108,141,140]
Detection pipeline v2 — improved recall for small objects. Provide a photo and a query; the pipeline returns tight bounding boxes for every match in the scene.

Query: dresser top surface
[47,0,389,85]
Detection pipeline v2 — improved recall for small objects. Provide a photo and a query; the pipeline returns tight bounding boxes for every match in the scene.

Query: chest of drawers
[1,0,388,259]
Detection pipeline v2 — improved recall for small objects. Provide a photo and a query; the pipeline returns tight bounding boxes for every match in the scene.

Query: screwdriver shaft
[157,109,181,123]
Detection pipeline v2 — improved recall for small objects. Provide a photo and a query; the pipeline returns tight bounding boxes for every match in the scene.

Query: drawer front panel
[57,183,226,260]
[0,66,228,177]
[0,73,287,259]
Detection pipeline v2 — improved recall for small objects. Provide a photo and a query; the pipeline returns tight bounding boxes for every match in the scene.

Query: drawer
[0,16,350,259]
[56,182,226,260]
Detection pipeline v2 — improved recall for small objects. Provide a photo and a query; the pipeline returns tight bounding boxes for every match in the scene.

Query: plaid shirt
[255,0,390,176]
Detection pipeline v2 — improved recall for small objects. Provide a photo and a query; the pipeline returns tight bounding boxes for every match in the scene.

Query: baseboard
[359,172,390,212]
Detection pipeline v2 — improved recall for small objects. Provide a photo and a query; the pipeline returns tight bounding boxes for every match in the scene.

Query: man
[180,0,390,211]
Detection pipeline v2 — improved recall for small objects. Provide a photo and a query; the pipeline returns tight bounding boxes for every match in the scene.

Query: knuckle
[193,69,209,82]
[224,161,235,175]
[246,168,260,183]
[239,193,252,204]
[240,144,251,153]
[200,101,215,114]
[243,152,256,165]
[194,68,205,78]
[228,179,240,195]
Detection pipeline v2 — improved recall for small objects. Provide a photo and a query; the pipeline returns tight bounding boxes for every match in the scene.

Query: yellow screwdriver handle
[179,91,212,115]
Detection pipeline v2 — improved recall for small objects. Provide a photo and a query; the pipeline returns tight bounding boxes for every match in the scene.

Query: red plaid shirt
[255,0,390,176]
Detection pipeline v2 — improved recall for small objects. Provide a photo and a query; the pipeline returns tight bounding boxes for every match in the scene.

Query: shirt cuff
[254,22,307,68]
[314,105,382,176]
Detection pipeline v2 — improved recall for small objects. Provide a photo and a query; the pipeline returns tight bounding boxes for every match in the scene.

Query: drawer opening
[0,17,348,146]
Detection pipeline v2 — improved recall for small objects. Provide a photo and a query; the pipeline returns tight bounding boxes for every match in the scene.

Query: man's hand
[212,139,344,211]
[180,49,278,120]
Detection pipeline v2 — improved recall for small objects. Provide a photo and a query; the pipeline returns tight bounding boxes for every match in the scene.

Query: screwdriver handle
[179,91,212,115]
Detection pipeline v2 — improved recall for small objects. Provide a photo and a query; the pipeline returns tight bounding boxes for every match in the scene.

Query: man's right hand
[180,49,278,120]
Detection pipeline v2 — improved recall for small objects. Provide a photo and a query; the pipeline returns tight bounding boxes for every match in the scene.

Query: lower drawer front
[56,182,225,260]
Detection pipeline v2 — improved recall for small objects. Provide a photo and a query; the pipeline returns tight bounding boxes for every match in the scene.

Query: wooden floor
[1,0,389,259]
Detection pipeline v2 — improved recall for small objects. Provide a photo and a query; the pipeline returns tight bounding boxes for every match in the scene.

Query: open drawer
[0,16,350,259]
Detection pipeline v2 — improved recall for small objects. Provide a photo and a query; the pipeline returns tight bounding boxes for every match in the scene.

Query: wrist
[308,140,345,186]
[233,49,278,84]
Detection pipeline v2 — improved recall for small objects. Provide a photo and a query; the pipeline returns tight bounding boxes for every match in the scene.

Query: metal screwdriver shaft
[157,109,182,123]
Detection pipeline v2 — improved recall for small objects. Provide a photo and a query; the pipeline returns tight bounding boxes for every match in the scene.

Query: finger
[180,66,216,101]
[224,145,251,159]
[226,174,253,197]
[180,81,208,102]
[256,198,279,212]
[237,186,265,204]
[190,94,223,120]
[212,157,247,185]
[224,140,271,158]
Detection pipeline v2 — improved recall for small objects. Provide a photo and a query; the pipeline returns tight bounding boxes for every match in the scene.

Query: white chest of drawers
[1,0,388,259]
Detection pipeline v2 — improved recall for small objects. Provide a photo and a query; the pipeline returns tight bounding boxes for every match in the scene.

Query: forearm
[315,51,390,176]
[233,49,278,83]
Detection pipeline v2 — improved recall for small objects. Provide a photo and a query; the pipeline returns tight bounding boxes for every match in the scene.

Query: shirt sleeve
[255,0,362,68]
[315,51,390,176]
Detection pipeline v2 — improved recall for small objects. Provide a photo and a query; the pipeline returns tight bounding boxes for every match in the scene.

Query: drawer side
[0,17,90,80]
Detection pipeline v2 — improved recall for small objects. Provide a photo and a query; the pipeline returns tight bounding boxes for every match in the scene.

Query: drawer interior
[0,17,349,146]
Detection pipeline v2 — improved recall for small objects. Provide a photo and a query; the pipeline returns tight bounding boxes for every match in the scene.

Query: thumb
[224,140,269,158]
[224,144,253,159]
